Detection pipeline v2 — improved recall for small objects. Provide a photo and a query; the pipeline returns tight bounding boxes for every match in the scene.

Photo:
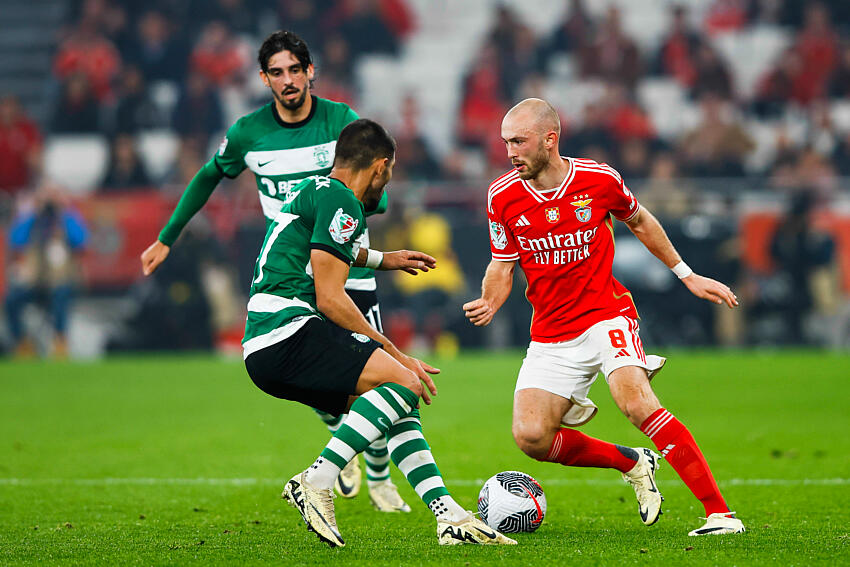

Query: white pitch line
[0,477,847,487]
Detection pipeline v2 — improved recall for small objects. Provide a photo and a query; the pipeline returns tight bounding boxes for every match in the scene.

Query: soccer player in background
[247,118,516,547]
[463,98,746,536]
[139,31,405,511]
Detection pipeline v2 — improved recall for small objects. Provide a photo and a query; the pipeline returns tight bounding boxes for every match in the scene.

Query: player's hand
[387,347,439,405]
[682,273,739,308]
[140,240,171,276]
[408,356,440,405]
[380,250,437,275]
[463,298,496,326]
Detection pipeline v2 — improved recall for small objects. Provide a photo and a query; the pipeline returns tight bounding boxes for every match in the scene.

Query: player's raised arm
[463,259,516,326]
[624,205,739,308]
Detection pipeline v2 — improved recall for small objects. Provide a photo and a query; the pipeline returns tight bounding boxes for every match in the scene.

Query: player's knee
[512,422,551,460]
[388,368,422,399]
[620,396,657,427]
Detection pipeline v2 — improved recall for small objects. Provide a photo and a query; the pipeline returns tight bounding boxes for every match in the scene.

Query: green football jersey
[215,95,381,289]
[242,176,366,357]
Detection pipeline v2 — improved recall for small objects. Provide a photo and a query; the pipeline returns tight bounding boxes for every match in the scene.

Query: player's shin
[542,427,639,472]
[640,408,729,516]
[314,408,344,433]
[386,409,468,522]
[305,383,418,489]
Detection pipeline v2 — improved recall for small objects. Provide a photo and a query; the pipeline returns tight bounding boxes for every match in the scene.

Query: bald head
[502,98,561,137]
[501,98,564,181]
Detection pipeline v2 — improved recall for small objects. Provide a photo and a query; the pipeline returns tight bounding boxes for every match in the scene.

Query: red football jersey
[487,157,639,342]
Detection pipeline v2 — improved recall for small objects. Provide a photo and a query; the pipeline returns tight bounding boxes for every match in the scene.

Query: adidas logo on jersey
[514,215,531,228]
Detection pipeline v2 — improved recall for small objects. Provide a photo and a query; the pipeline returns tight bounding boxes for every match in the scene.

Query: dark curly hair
[257,30,312,73]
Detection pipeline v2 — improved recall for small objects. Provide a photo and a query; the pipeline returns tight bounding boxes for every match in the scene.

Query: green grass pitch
[1,351,848,565]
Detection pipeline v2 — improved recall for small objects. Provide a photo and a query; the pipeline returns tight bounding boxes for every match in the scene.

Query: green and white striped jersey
[215,96,381,289]
[242,175,366,358]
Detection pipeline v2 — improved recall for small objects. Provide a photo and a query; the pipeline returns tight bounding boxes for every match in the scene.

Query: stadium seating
[43,135,109,194]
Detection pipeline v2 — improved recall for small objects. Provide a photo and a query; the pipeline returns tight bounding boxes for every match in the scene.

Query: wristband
[365,249,384,269]
[671,260,693,279]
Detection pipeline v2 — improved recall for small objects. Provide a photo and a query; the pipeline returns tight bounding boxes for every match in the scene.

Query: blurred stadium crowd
[0,0,848,357]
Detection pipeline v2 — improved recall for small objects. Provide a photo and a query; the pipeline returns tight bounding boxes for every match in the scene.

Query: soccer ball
[477,471,546,533]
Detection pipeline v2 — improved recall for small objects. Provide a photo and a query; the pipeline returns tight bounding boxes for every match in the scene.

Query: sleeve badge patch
[329,208,359,244]
[489,220,508,250]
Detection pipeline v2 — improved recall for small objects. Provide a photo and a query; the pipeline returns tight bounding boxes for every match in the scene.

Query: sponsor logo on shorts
[351,332,370,343]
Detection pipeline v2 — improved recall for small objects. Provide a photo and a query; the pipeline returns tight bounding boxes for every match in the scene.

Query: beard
[364,185,385,212]
[514,146,549,180]
[275,86,308,111]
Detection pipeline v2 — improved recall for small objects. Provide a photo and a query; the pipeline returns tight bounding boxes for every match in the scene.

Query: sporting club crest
[489,220,508,250]
[570,197,593,223]
[545,207,560,223]
[314,145,331,168]
[329,208,359,244]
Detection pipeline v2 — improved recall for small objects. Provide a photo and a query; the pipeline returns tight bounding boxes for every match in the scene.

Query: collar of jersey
[271,95,318,129]
[520,156,574,203]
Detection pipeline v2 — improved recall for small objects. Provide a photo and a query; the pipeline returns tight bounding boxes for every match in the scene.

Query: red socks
[543,428,639,474]
[641,408,729,516]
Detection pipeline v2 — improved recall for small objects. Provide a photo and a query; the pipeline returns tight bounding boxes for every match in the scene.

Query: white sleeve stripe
[488,170,520,192]
[487,183,514,213]
[572,158,622,180]
[614,205,641,222]
[488,173,519,197]
[487,173,520,210]
[574,165,622,184]
[492,254,520,261]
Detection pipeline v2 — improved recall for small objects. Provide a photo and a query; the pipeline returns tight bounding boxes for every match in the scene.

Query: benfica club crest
[489,220,508,249]
[545,207,560,223]
[329,208,359,244]
[570,197,593,223]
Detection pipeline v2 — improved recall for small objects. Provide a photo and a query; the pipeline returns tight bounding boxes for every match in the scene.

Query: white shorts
[515,316,666,427]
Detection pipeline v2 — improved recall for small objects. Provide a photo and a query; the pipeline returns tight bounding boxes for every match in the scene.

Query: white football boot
[334,456,362,498]
[688,512,746,536]
[622,448,664,525]
[368,480,411,512]
[437,513,518,545]
[282,471,345,548]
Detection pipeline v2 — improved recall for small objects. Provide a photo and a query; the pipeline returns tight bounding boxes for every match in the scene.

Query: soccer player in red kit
[463,98,745,536]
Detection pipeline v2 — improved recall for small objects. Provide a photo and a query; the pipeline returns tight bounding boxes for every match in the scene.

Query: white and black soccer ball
[477,471,546,533]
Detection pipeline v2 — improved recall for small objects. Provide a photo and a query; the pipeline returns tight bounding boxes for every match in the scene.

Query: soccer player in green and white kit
[140,31,402,510]
[246,118,515,547]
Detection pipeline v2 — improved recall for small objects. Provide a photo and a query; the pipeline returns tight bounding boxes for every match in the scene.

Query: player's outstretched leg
[386,409,517,545]
[541,427,664,526]
[641,408,746,535]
